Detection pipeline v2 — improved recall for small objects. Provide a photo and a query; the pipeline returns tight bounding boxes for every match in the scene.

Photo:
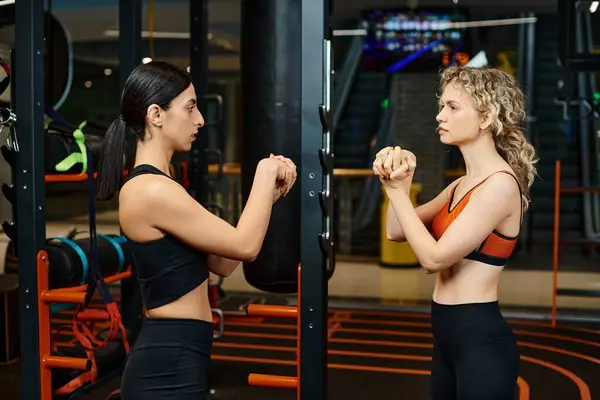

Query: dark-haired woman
[96,61,297,399]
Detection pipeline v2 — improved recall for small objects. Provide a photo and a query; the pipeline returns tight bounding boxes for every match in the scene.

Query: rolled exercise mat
[45,233,130,290]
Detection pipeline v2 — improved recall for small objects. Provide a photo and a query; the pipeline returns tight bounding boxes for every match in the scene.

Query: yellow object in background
[380,184,422,268]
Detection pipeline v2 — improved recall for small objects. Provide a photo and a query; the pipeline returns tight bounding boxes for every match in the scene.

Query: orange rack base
[36,250,133,399]
[246,266,301,395]
[249,374,299,389]
[246,304,298,319]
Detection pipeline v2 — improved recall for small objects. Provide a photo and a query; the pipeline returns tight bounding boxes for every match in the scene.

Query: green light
[381,98,389,109]
[594,92,600,100]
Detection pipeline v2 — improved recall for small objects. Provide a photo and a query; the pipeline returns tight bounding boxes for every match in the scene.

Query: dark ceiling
[3,0,569,70]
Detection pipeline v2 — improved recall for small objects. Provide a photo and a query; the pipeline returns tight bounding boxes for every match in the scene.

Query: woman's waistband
[431,300,505,325]
[136,317,214,351]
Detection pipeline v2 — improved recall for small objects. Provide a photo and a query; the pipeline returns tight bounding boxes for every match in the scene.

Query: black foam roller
[240,0,301,293]
[45,235,131,290]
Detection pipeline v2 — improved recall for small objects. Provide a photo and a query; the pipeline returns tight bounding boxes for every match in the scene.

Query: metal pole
[524,12,536,142]
[300,0,331,396]
[14,0,46,398]
[189,0,209,204]
[118,0,143,339]
[119,0,142,92]
[518,12,536,250]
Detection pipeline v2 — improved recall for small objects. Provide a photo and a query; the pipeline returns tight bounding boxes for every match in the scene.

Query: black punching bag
[240,0,301,293]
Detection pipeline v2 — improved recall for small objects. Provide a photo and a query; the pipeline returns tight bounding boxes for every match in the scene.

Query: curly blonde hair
[439,66,538,211]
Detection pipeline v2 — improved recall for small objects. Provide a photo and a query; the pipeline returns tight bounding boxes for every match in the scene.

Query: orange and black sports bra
[431,170,521,266]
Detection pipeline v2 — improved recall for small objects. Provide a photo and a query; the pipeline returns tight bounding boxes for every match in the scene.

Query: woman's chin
[439,134,453,145]
[178,142,193,152]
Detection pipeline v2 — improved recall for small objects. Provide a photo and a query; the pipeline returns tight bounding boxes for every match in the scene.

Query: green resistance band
[55,121,88,174]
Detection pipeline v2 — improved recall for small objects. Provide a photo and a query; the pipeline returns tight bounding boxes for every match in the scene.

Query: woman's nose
[196,112,205,128]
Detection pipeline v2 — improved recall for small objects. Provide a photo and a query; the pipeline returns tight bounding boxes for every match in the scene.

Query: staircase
[529,14,582,248]
[334,70,390,169]
[332,64,391,257]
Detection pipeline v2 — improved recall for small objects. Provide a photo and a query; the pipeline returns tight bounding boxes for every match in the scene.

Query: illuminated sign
[442,51,470,66]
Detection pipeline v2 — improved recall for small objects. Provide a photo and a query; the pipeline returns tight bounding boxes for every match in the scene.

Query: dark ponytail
[95,61,192,200]
[96,116,131,201]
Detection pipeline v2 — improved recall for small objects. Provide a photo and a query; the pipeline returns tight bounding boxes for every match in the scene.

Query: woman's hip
[430,300,516,346]
[120,317,214,399]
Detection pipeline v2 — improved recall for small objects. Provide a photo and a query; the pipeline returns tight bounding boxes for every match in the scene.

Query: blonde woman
[373,66,538,400]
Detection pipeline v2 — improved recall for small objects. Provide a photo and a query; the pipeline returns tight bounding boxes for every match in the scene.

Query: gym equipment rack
[13,0,332,398]
[12,0,211,398]
[241,0,334,398]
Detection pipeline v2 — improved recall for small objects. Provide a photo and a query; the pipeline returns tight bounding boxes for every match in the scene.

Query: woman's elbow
[421,263,440,273]
[234,235,263,262]
[221,269,235,278]
[420,256,452,272]
[213,270,230,278]
[239,247,260,263]
[386,229,404,242]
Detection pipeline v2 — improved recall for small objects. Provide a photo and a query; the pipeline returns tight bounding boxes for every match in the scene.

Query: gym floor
[1,293,599,399]
[208,298,600,400]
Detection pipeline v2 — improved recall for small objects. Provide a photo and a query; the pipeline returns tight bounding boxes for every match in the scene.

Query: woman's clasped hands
[264,153,297,203]
[372,146,417,190]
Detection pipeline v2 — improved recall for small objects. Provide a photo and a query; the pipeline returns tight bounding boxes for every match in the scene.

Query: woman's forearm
[235,161,278,260]
[385,179,412,241]
[208,254,241,277]
[385,186,441,270]
[386,201,406,241]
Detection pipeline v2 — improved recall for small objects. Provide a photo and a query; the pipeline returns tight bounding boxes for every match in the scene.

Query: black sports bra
[123,164,209,310]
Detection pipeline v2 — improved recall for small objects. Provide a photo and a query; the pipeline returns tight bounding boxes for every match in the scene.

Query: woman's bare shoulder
[119,175,185,217]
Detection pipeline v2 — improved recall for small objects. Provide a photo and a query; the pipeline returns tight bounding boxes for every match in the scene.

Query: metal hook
[0,108,16,126]
[0,108,18,152]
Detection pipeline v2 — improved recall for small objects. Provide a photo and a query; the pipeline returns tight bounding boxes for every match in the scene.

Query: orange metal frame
[551,160,600,327]
[552,161,561,328]
[36,250,133,399]
[246,265,301,396]
[44,170,130,184]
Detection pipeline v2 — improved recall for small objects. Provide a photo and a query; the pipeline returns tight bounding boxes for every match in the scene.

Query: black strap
[463,250,508,266]
[127,164,175,181]
[84,148,114,307]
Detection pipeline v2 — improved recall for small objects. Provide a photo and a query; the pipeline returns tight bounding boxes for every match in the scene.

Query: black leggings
[430,300,520,400]
[120,317,213,399]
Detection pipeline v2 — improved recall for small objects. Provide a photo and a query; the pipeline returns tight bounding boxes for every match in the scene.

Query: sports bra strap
[451,170,522,219]
[454,170,520,195]
[475,170,523,222]
[127,164,175,181]
[495,170,524,224]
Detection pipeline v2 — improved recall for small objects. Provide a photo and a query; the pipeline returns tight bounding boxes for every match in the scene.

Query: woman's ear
[146,104,163,128]
[480,110,493,132]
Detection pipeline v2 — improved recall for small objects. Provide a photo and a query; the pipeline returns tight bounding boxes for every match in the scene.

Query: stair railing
[351,87,396,231]
[332,26,364,133]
